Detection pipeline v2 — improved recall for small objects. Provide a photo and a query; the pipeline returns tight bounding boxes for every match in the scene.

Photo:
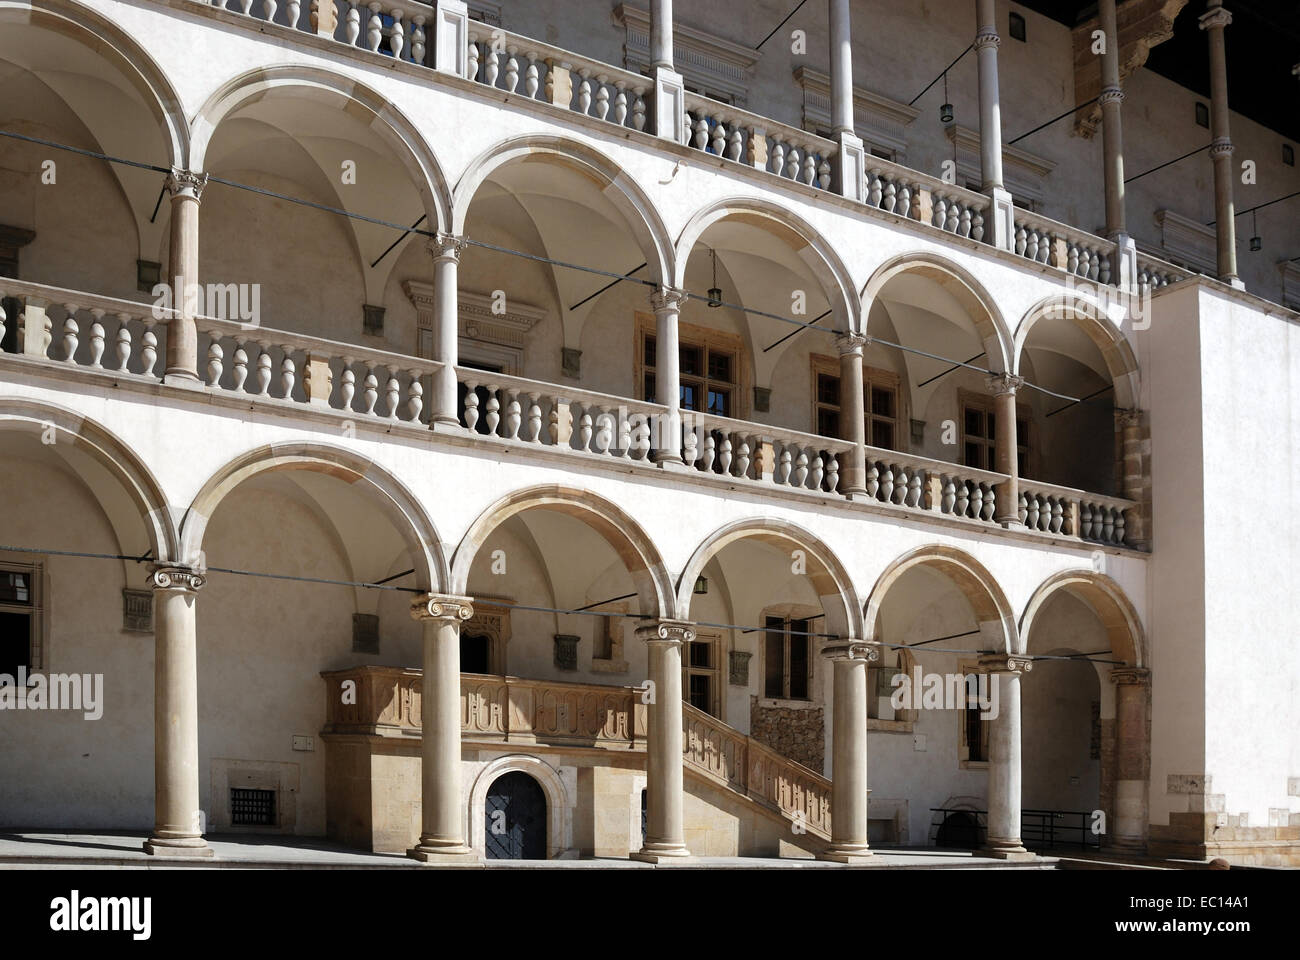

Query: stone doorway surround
[467,754,575,860]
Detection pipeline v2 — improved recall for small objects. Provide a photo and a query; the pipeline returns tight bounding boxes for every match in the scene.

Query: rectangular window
[230,788,276,827]
[0,563,39,677]
[960,397,1029,475]
[960,674,990,763]
[763,616,812,701]
[811,356,900,451]
[684,632,721,717]
[641,328,739,419]
[1195,102,1210,128]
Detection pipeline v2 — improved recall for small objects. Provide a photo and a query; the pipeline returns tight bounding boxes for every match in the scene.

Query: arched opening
[484,770,548,860]
[451,136,672,394]
[0,402,176,829]
[862,546,1016,847]
[859,254,1014,473]
[191,67,450,352]
[0,0,187,313]
[1014,297,1140,496]
[180,443,445,837]
[672,199,858,435]
[1020,570,1148,850]
[675,519,861,772]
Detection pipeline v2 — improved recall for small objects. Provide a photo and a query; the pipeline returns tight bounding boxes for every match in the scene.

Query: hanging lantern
[693,576,709,595]
[940,71,954,124]
[1249,210,1261,252]
[707,247,722,307]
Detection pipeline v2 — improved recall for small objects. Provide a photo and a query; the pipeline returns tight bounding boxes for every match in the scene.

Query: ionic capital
[974,28,1001,51]
[1198,6,1232,31]
[410,593,474,623]
[1209,137,1235,159]
[834,330,870,357]
[648,287,688,315]
[635,618,695,645]
[165,168,208,202]
[1099,86,1125,106]
[977,653,1033,676]
[427,233,466,263]
[985,372,1024,397]
[147,562,206,592]
[822,638,881,662]
[1110,666,1151,686]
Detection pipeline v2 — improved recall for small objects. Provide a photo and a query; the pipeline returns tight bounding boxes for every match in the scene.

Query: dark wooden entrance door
[484,771,547,860]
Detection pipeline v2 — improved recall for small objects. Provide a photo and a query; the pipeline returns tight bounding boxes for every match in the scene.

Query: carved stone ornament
[165,168,208,202]
[427,233,466,261]
[648,287,688,314]
[834,331,869,356]
[410,594,474,623]
[977,653,1033,675]
[147,563,205,591]
[984,372,1025,397]
[634,620,695,645]
[822,639,881,662]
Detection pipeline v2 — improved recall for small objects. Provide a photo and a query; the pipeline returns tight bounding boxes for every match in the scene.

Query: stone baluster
[578,70,593,114]
[206,332,223,386]
[141,324,158,378]
[84,309,105,368]
[504,47,519,93]
[59,304,79,363]
[595,77,611,121]
[411,15,426,64]
[390,9,404,59]
[365,2,382,52]
[343,1,360,45]
[809,450,824,491]
[467,34,480,80]
[825,457,839,494]
[485,43,499,86]
[770,140,785,177]
[286,0,300,29]
[699,432,715,472]
[613,81,628,124]
[281,348,298,400]
[502,388,521,439]
[785,144,801,180]
[114,314,133,372]
[339,360,356,410]
[632,87,647,130]
[525,393,542,442]
[407,371,424,422]
[526,54,540,98]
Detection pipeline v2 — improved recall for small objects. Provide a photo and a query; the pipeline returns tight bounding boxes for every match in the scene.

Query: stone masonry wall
[750,697,824,772]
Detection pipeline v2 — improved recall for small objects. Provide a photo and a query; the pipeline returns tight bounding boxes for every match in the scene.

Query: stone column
[1200,2,1240,287]
[974,0,1014,250]
[163,169,207,385]
[1111,667,1151,850]
[986,373,1024,527]
[650,287,686,467]
[835,332,869,499]
[633,619,694,862]
[978,654,1033,859]
[408,593,478,863]
[649,0,685,142]
[143,563,212,858]
[818,639,878,862]
[1116,408,1149,549]
[828,0,866,202]
[1098,0,1139,288]
[428,235,465,428]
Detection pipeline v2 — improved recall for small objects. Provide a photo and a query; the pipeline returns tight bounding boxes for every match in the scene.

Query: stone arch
[0,398,177,564]
[189,63,452,232]
[451,134,674,284]
[860,250,1015,374]
[675,517,863,639]
[673,196,859,333]
[467,754,572,859]
[180,442,448,592]
[1019,569,1147,668]
[863,544,1017,654]
[0,0,189,168]
[1013,294,1140,409]
[450,485,673,619]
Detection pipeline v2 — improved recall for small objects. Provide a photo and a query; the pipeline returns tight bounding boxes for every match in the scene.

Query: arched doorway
[485,771,547,860]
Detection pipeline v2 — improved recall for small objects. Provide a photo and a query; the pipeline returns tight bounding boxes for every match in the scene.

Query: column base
[162,371,204,389]
[817,843,874,863]
[997,516,1023,529]
[654,454,688,471]
[631,842,692,863]
[982,842,1035,862]
[407,841,482,866]
[143,835,214,858]
[430,415,463,430]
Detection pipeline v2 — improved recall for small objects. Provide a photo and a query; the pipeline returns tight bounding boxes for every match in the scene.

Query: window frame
[958,389,1032,476]
[760,612,815,703]
[957,662,991,767]
[810,353,904,452]
[0,555,44,677]
[682,628,723,720]
[636,313,749,421]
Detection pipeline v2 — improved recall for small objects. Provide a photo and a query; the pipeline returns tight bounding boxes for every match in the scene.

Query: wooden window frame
[759,607,817,704]
[636,313,749,421]
[682,628,724,720]
[957,661,991,768]
[958,388,1032,476]
[810,354,904,452]
[0,555,44,676]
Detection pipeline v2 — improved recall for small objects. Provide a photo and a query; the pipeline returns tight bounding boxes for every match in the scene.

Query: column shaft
[650,0,673,69]
[429,237,464,427]
[829,0,854,134]
[836,333,868,497]
[651,289,684,465]
[818,645,873,861]
[164,170,206,384]
[987,374,1023,526]
[634,620,693,861]
[144,565,212,857]
[1200,4,1239,283]
[975,0,1004,191]
[1099,0,1127,238]
[980,655,1031,858]
[1111,668,1151,849]
[409,594,477,862]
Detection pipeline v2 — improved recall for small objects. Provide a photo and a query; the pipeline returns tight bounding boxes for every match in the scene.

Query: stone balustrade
[1012,210,1116,285]
[683,702,832,840]
[861,445,1009,526]
[1135,251,1192,292]
[466,26,650,134]
[682,411,853,497]
[682,92,836,191]
[1018,479,1135,547]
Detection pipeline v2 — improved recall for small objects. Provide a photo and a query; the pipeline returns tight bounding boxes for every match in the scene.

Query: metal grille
[230,788,276,826]
[484,772,546,860]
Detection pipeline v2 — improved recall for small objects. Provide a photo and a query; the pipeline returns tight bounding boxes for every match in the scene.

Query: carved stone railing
[862,444,1009,527]
[1018,479,1136,547]
[682,702,832,840]
[1012,209,1116,285]
[321,666,645,749]
[683,411,854,496]
[682,91,836,191]
[1135,250,1193,292]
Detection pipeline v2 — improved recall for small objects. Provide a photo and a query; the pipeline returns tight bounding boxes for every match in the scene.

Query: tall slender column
[986,373,1024,527]
[1200,2,1240,286]
[979,654,1033,859]
[828,0,866,201]
[408,593,479,863]
[650,287,685,466]
[163,169,207,385]
[1098,0,1139,288]
[835,332,869,498]
[649,0,685,142]
[633,619,694,862]
[143,563,212,858]
[1116,408,1148,549]
[1110,667,1151,850]
[818,639,878,862]
[428,236,465,427]
[974,0,1014,250]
